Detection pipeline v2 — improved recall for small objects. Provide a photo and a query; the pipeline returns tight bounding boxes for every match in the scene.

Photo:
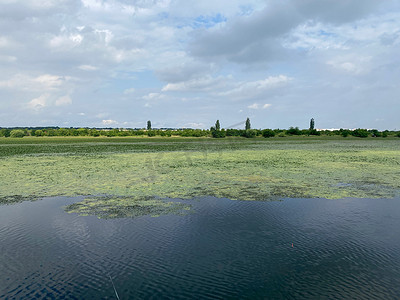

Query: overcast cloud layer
[0,0,399,129]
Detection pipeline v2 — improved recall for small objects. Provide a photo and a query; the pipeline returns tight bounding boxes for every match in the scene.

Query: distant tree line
[0,118,399,139]
[0,127,210,138]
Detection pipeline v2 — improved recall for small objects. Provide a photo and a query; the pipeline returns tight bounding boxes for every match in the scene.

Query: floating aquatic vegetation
[0,195,39,205]
[64,196,191,219]
[0,138,399,203]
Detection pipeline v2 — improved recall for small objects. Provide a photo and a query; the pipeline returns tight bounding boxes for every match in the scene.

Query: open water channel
[1,196,400,299]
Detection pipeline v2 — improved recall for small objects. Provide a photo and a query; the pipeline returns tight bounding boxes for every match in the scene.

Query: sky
[0,0,399,130]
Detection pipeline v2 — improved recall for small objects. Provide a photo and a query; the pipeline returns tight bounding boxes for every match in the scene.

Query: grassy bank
[1,137,399,204]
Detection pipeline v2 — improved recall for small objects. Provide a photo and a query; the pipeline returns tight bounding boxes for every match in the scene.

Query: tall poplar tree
[215,120,221,131]
[309,118,315,130]
[245,118,251,130]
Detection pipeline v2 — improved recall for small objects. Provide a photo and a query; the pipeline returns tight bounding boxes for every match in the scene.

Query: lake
[1,196,400,299]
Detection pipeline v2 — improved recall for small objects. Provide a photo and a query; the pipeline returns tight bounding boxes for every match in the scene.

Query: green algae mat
[63,196,192,219]
[1,137,399,217]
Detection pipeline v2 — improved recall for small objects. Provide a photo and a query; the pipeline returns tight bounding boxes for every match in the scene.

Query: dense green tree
[369,129,381,137]
[308,129,320,136]
[226,129,242,136]
[215,120,221,131]
[340,129,351,137]
[10,129,26,138]
[35,130,44,136]
[211,120,226,138]
[262,129,275,138]
[133,130,145,136]
[243,129,256,138]
[89,129,100,137]
[329,130,342,136]
[43,128,56,136]
[57,128,69,136]
[105,129,120,137]
[309,118,315,130]
[147,120,152,130]
[69,128,79,136]
[352,128,369,138]
[286,127,301,135]
[245,118,251,130]
[77,128,89,136]
[6,125,399,139]
[212,129,226,138]
[0,128,11,137]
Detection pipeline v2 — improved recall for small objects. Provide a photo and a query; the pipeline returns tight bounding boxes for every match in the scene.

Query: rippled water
[1,196,400,299]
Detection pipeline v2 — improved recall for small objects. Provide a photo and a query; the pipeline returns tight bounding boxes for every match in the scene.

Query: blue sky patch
[192,13,227,29]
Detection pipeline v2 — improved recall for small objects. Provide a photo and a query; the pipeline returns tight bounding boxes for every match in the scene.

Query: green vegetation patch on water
[0,137,264,157]
[64,196,191,219]
[0,138,399,210]
[0,195,38,206]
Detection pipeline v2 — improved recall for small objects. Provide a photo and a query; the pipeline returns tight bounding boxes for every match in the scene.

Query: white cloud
[96,112,108,118]
[78,64,98,71]
[123,87,135,94]
[283,22,349,51]
[257,76,290,88]
[248,103,259,109]
[0,74,71,92]
[156,60,217,83]
[22,0,68,10]
[0,74,33,89]
[143,92,165,100]
[263,103,272,109]
[34,75,66,89]
[0,36,11,47]
[327,56,372,74]
[248,103,272,110]
[0,0,399,129]
[0,55,17,62]
[219,75,291,99]
[94,29,113,45]
[102,119,118,125]
[27,94,49,111]
[190,0,382,63]
[50,34,83,49]
[0,76,19,89]
[184,122,205,129]
[162,76,226,92]
[55,95,72,106]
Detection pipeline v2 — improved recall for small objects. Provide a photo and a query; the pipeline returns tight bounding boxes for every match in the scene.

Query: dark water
[1,196,400,299]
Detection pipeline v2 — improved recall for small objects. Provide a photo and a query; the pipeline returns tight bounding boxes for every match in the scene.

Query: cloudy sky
[0,0,399,130]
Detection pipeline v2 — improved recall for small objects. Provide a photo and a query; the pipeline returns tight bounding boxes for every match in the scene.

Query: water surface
[1,196,400,299]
